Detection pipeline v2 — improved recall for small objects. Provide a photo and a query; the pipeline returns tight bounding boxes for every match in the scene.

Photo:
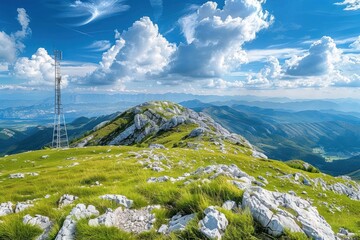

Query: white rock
[0,202,13,216]
[199,206,228,239]
[15,201,34,213]
[222,200,236,211]
[9,173,25,179]
[56,204,99,240]
[23,214,52,240]
[242,186,335,239]
[100,194,133,208]
[58,194,78,208]
[166,213,195,233]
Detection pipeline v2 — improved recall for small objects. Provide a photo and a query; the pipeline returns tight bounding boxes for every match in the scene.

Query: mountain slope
[0,101,359,240]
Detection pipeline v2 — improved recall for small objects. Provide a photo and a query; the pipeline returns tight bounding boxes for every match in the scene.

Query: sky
[0,0,360,98]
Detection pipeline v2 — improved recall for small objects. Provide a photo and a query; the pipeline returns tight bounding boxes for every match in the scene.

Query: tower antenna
[52,50,69,148]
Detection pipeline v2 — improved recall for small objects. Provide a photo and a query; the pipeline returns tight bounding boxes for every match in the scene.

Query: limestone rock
[0,202,13,216]
[58,194,78,208]
[222,200,236,211]
[89,209,116,227]
[23,214,52,240]
[188,127,206,138]
[199,206,228,239]
[149,144,166,149]
[159,213,196,234]
[56,204,99,240]
[100,194,133,208]
[9,173,25,179]
[15,201,34,213]
[242,186,335,239]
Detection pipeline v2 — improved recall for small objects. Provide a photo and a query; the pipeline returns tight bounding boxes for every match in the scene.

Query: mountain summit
[0,101,359,240]
[74,101,266,158]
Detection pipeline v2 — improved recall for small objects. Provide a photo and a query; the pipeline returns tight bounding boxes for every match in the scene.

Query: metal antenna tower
[52,50,69,148]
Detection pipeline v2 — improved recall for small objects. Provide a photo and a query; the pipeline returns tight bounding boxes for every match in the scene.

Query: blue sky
[0,0,360,98]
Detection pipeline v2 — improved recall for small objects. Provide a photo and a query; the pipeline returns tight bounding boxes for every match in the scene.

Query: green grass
[0,140,360,239]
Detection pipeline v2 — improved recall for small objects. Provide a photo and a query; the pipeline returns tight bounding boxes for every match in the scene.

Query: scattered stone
[242,186,335,239]
[58,194,78,208]
[89,205,160,233]
[15,201,34,213]
[147,176,170,183]
[44,194,51,199]
[41,155,49,159]
[100,195,133,208]
[9,173,25,179]
[56,204,99,240]
[89,208,116,227]
[149,144,166,149]
[222,200,236,211]
[23,214,52,240]
[159,213,196,234]
[0,202,13,216]
[27,172,39,176]
[188,127,206,138]
[199,206,228,239]
[288,190,296,196]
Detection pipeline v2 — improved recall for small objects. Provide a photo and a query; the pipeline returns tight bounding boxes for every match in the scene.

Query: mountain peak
[74,101,257,155]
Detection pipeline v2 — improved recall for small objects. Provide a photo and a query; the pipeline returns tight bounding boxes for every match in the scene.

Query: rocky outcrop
[84,101,252,149]
[0,202,13,216]
[158,213,195,234]
[55,204,99,240]
[242,186,335,239]
[222,200,236,211]
[15,201,34,213]
[100,194,133,208]
[23,214,52,240]
[58,194,78,208]
[199,207,228,239]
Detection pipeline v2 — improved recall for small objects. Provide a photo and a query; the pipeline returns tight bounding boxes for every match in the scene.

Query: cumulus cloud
[62,0,130,26]
[0,8,31,64]
[285,36,342,76]
[84,17,176,85]
[168,0,273,78]
[13,48,68,86]
[335,0,360,10]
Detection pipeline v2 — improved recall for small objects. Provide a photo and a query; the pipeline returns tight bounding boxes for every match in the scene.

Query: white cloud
[13,48,67,86]
[349,36,360,50]
[169,0,273,78]
[0,8,31,64]
[63,0,130,26]
[86,40,111,52]
[285,36,342,76]
[335,0,360,11]
[246,48,304,62]
[84,16,176,85]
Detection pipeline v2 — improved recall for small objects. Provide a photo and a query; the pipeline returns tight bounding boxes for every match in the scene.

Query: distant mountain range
[1,96,359,178]
[181,100,360,178]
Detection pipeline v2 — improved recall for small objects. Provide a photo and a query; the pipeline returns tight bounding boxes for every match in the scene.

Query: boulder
[15,201,34,213]
[188,127,206,138]
[100,194,133,208]
[23,214,52,240]
[9,173,25,179]
[242,186,335,239]
[199,206,228,239]
[56,204,99,240]
[0,202,13,216]
[58,194,78,207]
[89,209,116,227]
[165,213,195,233]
